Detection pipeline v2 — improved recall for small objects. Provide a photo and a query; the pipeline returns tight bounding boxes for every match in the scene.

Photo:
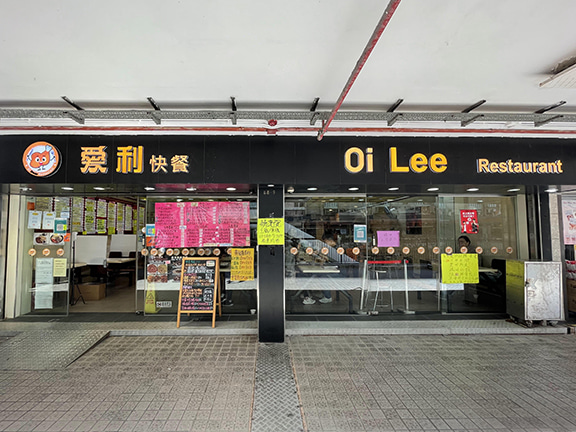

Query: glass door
[437,195,519,313]
[366,195,440,314]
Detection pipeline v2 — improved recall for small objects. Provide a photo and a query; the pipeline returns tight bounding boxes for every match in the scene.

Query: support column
[257,185,284,342]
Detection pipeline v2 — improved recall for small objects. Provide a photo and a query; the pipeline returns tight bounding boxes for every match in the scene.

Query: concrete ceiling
[1,0,576,136]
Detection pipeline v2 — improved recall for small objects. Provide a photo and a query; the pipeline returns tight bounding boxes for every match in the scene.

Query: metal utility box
[506,260,563,326]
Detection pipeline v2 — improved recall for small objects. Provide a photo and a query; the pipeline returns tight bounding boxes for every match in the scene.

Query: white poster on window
[562,200,576,245]
[36,258,54,284]
[34,285,53,309]
[28,211,42,229]
[42,212,56,230]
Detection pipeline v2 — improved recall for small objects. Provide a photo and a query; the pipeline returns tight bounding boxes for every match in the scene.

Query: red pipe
[2,126,576,136]
[317,0,402,141]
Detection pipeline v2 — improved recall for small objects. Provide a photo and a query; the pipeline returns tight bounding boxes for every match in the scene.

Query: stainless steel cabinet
[506,260,563,327]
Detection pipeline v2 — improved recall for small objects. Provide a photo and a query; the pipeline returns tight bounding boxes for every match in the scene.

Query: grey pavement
[0,325,576,431]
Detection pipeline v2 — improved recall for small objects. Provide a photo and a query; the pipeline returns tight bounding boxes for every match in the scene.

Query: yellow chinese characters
[81,146,108,174]
[117,146,144,174]
[149,155,168,173]
[171,155,189,173]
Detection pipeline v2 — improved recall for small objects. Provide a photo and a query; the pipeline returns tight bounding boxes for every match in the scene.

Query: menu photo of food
[33,232,65,246]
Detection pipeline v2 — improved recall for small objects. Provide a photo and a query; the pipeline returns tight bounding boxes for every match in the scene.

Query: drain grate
[0,330,109,370]
[252,343,304,432]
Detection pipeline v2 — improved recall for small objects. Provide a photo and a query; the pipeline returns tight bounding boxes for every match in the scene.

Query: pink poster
[155,202,250,248]
[377,230,400,247]
[562,200,576,245]
[155,202,186,247]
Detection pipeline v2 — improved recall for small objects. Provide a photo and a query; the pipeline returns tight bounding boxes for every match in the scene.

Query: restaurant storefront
[0,134,566,341]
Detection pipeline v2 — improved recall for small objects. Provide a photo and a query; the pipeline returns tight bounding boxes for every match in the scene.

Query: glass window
[142,197,257,316]
[285,196,367,314]
[438,196,519,313]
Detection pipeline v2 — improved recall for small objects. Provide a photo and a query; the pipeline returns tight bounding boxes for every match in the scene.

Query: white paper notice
[42,212,56,230]
[28,211,42,229]
[35,258,54,284]
[34,285,53,309]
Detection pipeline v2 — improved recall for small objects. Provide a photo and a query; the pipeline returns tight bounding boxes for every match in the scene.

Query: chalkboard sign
[177,257,221,328]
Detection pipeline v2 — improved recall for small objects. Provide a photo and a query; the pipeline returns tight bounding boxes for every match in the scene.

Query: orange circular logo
[22,142,61,177]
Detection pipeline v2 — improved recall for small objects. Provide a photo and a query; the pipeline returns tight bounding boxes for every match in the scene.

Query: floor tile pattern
[289,334,576,432]
[0,335,257,431]
[0,330,109,370]
[252,343,304,432]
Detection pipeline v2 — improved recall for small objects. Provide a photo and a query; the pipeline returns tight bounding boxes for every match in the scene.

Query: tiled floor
[290,335,576,432]
[0,335,257,432]
[0,327,576,431]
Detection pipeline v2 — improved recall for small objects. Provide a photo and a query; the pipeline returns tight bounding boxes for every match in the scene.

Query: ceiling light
[307,187,317,191]
[61,187,74,191]
[186,187,197,191]
[268,184,274,187]
[226,187,236,191]
[427,187,439,191]
[144,187,155,191]
[20,187,32,191]
[467,188,479,192]
[477,200,483,203]
[348,187,359,191]
[545,187,558,193]
[388,187,399,191]
[507,188,520,192]
[93,187,105,191]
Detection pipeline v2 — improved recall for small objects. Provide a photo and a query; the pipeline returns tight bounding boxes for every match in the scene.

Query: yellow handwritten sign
[53,258,67,277]
[231,248,254,281]
[257,218,285,245]
[441,253,479,284]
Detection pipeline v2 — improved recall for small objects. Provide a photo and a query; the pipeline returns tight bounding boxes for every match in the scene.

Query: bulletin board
[109,234,137,257]
[177,257,221,328]
[75,235,108,266]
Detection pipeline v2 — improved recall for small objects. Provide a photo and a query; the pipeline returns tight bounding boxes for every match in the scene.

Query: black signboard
[177,257,220,328]
[3,134,576,186]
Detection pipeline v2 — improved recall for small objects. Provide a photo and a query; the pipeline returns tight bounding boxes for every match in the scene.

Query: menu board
[72,197,84,232]
[441,253,479,284]
[155,202,250,248]
[117,204,124,234]
[54,197,71,216]
[97,199,107,218]
[177,257,220,328]
[84,199,96,233]
[107,202,117,234]
[35,197,53,212]
[125,205,133,232]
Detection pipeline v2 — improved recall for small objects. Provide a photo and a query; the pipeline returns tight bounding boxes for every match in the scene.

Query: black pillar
[538,186,553,261]
[257,185,284,342]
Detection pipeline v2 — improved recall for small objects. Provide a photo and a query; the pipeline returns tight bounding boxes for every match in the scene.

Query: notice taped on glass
[177,257,221,328]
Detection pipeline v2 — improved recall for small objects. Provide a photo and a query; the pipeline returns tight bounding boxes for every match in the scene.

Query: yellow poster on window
[257,218,285,245]
[53,258,68,277]
[441,253,479,284]
[230,248,254,281]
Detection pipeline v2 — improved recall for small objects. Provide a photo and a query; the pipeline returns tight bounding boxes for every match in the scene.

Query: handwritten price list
[257,218,285,245]
[180,260,216,311]
[441,253,479,284]
[231,248,254,281]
